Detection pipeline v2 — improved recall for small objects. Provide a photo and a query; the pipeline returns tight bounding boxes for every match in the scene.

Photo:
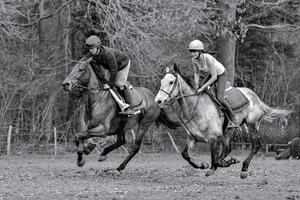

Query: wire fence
[0,125,293,156]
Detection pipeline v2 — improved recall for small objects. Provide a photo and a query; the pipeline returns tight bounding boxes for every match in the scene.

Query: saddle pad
[125,82,143,108]
[224,87,249,112]
[128,87,143,107]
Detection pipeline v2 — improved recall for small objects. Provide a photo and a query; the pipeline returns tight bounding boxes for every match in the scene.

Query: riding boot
[220,101,239,127]
[119,87,140,116]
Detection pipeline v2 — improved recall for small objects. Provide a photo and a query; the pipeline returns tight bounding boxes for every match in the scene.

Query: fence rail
[0,125,293,156]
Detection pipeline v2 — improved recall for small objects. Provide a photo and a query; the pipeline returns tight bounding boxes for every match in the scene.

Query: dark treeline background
[0,0,299,153]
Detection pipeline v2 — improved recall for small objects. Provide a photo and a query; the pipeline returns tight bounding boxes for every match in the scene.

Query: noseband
[159,72,199,142]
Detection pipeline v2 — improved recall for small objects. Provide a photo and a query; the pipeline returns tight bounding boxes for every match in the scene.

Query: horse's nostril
[157,100,162,105]
[62,82,70,90]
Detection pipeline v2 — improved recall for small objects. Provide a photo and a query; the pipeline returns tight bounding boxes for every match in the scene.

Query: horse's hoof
[103,169,122,176]
[205,169,215,177]
[231,157,240,164]
[201,162,209,169]
[240,171,248,179]
[83,143,96,155]
[98,155,107,162]
[77,158,86,167]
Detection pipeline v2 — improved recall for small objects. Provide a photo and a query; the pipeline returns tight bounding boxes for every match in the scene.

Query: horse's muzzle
[62,82,71,91]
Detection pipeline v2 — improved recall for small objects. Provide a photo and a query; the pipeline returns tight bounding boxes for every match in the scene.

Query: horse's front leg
[98,131,126,162]
[98,119,127,162]
[74,131,90,167]
[182,135,209,169]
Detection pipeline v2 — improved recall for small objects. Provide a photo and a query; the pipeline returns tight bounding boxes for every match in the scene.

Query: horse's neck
[87,66,117,111]
[88,67,100,90]
[177,75,205,117]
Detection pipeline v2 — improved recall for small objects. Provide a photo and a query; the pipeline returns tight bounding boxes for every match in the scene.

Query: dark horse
[155,64,292,178]
[62,58,178,172]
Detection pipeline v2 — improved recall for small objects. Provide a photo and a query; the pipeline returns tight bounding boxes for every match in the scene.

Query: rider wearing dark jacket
[90,45,129,87]
[84,35,135,115]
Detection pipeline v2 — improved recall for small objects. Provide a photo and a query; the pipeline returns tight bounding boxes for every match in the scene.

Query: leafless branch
[11,0,73,27]
[247,23,300,31]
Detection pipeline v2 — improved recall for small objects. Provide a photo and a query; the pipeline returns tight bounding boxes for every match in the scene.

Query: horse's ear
[173,63,179,74]
[166,66,170,73]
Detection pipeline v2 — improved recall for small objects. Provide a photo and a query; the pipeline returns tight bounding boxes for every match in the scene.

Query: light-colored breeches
[104,60,130,90]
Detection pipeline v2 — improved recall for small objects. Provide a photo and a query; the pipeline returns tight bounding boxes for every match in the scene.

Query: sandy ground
[0,152,299,200]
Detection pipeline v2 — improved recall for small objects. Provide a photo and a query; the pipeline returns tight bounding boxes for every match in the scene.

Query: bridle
[158,72,179,105]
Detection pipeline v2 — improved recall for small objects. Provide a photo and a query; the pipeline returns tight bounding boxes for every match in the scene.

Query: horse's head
[62,58,93,92]
[155,63,181,107]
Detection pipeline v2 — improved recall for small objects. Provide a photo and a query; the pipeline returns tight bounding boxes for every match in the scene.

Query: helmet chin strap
[95,46,102,55]
[195,51,201,59]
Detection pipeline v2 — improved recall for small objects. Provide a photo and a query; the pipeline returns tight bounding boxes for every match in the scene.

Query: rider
[84,35,136,115]
[189,39,238,127]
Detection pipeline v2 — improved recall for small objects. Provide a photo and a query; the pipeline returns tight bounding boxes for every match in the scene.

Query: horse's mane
[74,59,109,91]
[176,67,195,91]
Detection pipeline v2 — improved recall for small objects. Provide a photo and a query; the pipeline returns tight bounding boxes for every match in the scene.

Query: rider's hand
[103,84,110,89]
[197,87,205,93]
[109,81,117,87]
[191,57,197,63]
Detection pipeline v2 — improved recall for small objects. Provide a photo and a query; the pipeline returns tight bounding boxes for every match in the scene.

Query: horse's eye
[79,68,85,72]
[169,81,174,85]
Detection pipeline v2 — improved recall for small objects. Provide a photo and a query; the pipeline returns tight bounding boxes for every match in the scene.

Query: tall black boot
[119,87,140,116]
[221,101,238,127]
[120,87,131,105]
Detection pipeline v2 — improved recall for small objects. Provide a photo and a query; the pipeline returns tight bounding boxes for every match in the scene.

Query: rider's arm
[199,56,217,90]
[107,52,118,85]
[192,58,200,89]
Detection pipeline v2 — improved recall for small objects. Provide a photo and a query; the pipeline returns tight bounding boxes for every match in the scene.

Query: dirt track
[0,152,299,200]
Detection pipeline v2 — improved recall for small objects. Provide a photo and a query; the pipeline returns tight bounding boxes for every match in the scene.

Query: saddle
[114,82,145,112]
[206,86,249,113]
[124,83,144,108]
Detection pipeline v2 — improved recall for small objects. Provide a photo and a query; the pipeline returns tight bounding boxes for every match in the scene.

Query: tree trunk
[37,0,45,46]
[216,1,237,85]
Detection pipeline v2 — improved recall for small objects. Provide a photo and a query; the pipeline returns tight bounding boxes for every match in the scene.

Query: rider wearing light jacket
[189,39,238,127]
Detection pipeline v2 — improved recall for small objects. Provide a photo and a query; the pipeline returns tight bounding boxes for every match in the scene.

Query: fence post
[167,132,180,153]
[265,144,269,153]
[54,127,57,156]
[7,125,12,156]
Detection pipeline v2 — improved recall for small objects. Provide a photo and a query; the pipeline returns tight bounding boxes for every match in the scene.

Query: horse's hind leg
[98,131,126,162]
[117,106,159,172]
[206,135,239,177]
[181,135,209,169]
[241,123,262,179]
[216,135,240,167]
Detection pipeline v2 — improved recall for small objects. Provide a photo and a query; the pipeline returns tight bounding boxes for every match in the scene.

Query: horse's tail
[155,108,181,129]
[261,102,292,125]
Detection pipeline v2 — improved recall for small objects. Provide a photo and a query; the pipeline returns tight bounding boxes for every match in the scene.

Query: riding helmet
[188,39,204,51]
[85,35,102,49]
